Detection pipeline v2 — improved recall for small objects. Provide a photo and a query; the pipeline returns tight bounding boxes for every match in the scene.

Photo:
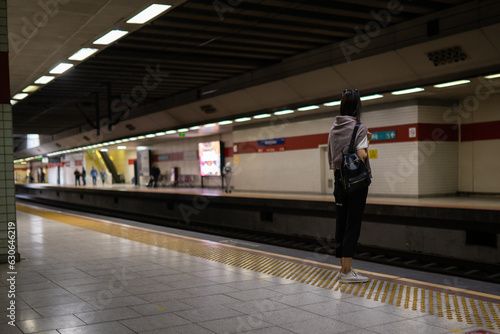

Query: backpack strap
[348,123,360,153]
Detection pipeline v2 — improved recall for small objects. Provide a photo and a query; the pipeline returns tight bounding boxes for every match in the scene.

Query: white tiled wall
[368,142,419,196]
[0,0,15,263]
[458,93,500,193]
[0,0,7,53]
[233,103,462,196]
[362,105,418,127]
[234,149,322,193]
[233,115,334,143]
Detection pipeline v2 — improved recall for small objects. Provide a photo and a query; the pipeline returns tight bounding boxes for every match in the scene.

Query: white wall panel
[472,140,500,193]
[234,149,321,193]
[362,105,418,127]
[233,115,334,143]
[368,142,419,196]
[418,142,458,196]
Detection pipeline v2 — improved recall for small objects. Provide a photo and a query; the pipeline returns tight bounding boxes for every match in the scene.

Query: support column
[0,0,19,264]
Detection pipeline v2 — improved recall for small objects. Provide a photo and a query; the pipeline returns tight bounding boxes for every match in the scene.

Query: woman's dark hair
[340,89,362,123]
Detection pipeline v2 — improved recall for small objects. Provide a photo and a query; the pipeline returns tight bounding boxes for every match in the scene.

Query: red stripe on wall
[0,51,11,104]
[461,121,500,141]
[128,159,136,165]
[225,147,233,158]
[234,123,458,154]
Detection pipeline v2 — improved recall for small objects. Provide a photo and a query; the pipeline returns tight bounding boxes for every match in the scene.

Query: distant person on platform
[90,167,98,186]
[223,162,232,193]
[81,167,87,186]
[100,169,107,186]
[74,168,81,186]
[148,164,161,188]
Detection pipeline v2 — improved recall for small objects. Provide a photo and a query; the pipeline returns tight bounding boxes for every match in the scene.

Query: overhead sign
[258,138,284,146]
[371,130,396,141]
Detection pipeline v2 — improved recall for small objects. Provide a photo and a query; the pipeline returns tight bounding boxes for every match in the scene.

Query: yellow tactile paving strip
[17,203,500,331]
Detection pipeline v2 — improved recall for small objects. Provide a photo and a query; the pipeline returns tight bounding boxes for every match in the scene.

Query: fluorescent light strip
[155,132,166,136]
[235,117,251,122]
[129,137,138,141]
[219,120,233,125]
[166,130,177,134]
[145,134,156,138]
[360,94,384,101]
[177,128,189,132]
[117,146,127,150]
[391,87,424,95]
[253,114,271,119]
[297,105,319,111]
[100,149,108,152]
[274,109,294,115]
[23,85,40,93]
[50,63,74,74]
[93,30,129,45]
[35,76,55,84]
[69,48,99,61]
[13,93,28,100]
[137,136,146,139]
[484,73,500,79]
[189,126,201,130]
[433,80,470,88]
[127,4,172,24]
[204,123,216,127]
[323,101,341,107]
[10,100,18,105]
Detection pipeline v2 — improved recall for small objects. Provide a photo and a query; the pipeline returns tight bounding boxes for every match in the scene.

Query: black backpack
[340,123,371,193]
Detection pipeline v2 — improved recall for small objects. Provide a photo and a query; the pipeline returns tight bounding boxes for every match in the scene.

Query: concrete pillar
[0,0,19,264]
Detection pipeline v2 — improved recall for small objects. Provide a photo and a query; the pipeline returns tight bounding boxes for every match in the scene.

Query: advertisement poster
[198,141,221,176]
[137,149,150,177]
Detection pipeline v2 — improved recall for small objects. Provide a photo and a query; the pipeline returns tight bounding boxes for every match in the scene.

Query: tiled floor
[0,204,498,334]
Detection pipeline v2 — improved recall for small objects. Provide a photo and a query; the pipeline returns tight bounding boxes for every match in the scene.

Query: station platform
[1,202,499,334]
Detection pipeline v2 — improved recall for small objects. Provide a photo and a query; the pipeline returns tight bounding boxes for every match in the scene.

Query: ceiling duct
[200,104,217,114]
[427,46,467,67]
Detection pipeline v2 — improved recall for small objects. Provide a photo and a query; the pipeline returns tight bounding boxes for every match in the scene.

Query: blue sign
[371,130,396,141]
[258,138,285,146]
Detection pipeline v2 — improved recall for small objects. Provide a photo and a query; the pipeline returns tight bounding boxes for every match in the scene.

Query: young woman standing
[327,89,372,283]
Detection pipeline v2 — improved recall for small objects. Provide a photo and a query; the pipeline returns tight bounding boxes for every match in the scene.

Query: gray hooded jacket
[327,115,372,177]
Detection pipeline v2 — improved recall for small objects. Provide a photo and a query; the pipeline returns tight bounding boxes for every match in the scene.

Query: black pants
[334,170,369,258]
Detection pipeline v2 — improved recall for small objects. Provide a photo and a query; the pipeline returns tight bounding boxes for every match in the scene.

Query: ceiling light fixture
[177,128,189,132]
[166,130,177,134]
[391,88,425,95]
[484,73,500,79]
[117,146,127,150]
[274,109,294,115]
[10,100,18,105]
[155,132,166,136]
[235,117,251,122]
[126,4,172,24]
[69,48,99,61]
[34,76,55,84]
[93,30,129,45]
[13,93,29,100]
[218,120,233,125]
[433,80,470,88]
[297,105,319,111]
[204,123,216,127]
[323,101,341,107]
[189,126,201,130]
[49,63,74,74]
[360,94,384,101]
[253,114,271,119]
[145,134,156,138]
[23,85,40,93]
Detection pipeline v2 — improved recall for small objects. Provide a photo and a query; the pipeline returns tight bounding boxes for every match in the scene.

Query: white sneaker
[339,270,369,283]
